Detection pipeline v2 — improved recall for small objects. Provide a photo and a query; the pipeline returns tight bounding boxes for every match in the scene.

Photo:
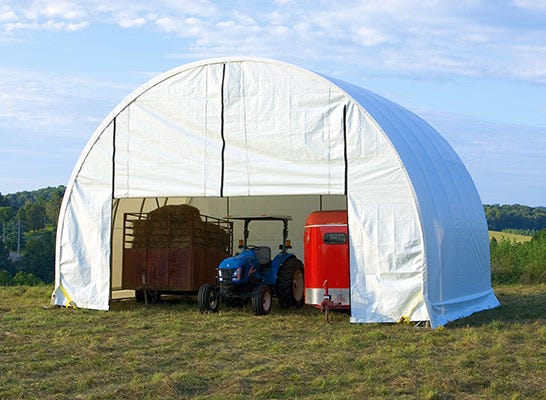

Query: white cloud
[275,0,293,5]
[354,27,391,46]
[0,5,16,21]
[4,20,37,32]
[512,0,546,11]
[118,17,146,28]
[0,0,219,37]
[1,1,545,85]
[39,0,85,20]
[504,45,546,84]
[21,0,86,20]
[38,19,89,32]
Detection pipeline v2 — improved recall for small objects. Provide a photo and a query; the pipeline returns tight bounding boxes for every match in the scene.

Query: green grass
[1,285,545,399]
[489,230,532,243]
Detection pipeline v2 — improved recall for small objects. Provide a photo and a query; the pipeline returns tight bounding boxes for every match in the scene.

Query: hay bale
[148,204,201,223]
[129,204,230,250]
[130,219,149,248]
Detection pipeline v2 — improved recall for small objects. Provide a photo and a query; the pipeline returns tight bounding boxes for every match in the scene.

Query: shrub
[0,269,12,285]
[12,271,43,286]
[490,229,546,284]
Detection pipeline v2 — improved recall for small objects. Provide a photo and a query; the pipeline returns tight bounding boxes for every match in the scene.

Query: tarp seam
[343,104,348,196]
[220,63,226,197]
[109,117,117,300]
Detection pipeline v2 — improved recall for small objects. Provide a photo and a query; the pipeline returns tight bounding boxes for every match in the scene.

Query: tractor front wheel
[198,283,219,313]
[276,257,304,309]
[252,285,272,315]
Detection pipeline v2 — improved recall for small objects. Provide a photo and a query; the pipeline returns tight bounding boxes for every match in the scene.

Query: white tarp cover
[54,57,499,327]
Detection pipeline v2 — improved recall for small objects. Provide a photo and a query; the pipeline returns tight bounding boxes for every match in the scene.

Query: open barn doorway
[110,194,347,301]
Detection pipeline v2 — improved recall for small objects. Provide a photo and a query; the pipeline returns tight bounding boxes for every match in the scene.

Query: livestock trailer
[121,205,233,302]
[304,210,350,309]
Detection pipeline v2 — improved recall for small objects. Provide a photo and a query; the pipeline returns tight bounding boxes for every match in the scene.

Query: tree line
[0,188,545,286]
[0,186,63,285]
[484,204,546,234]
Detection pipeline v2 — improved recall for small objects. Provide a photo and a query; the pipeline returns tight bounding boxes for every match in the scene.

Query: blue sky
[1,0,545,206]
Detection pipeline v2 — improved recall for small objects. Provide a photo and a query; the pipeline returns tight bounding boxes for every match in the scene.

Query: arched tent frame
[54,57,499,327]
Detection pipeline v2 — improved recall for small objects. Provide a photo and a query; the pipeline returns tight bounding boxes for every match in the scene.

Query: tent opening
[110,194,347,300]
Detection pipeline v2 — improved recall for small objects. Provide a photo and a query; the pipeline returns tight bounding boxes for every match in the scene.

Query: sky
[0,0,545,206]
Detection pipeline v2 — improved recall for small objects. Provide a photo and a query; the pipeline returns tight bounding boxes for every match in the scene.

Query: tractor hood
[218,249,257,270]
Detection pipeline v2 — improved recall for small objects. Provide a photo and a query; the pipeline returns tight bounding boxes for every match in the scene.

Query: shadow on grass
[447,288,546,328]
[108,286,546,329]
[109,293,331,321]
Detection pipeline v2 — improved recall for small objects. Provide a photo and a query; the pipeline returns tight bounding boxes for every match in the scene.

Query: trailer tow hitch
[320,280,341,322]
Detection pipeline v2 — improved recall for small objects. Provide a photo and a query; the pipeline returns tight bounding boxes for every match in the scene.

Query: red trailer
[304,210,350,310]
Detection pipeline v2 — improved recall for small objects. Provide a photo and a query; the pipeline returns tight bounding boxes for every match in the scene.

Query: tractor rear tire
[276,257,304,309]
[252,285,272,315]
[198,283,219,313]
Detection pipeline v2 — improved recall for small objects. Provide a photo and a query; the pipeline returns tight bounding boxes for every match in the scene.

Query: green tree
[0,206,16,250]
[45,191,63,226]
[2,220,22,253]
[0,238,14,275]
[0,269,12,285]
[17,202,46,231]
[19,230,55,283]
[0,193,8,207]
[0,206,15,223]
[532,228,546,243]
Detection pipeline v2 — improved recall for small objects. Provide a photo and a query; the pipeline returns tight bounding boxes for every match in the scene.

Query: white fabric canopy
[54,57,499,327]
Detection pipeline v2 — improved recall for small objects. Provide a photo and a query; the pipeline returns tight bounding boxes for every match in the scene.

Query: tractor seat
[255,246,271,265]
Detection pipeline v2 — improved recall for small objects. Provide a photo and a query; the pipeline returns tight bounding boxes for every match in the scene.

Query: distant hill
[0,186,65,210]
[484,204,546,233]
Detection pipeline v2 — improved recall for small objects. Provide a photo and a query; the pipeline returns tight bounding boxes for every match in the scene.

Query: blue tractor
[197,216,304,315]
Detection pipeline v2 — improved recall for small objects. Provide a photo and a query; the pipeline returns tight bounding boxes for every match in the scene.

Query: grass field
[1,285,545,400]
[489,230,533,243]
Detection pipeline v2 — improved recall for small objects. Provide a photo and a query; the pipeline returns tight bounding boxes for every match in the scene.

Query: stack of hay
[130,205,230,250]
